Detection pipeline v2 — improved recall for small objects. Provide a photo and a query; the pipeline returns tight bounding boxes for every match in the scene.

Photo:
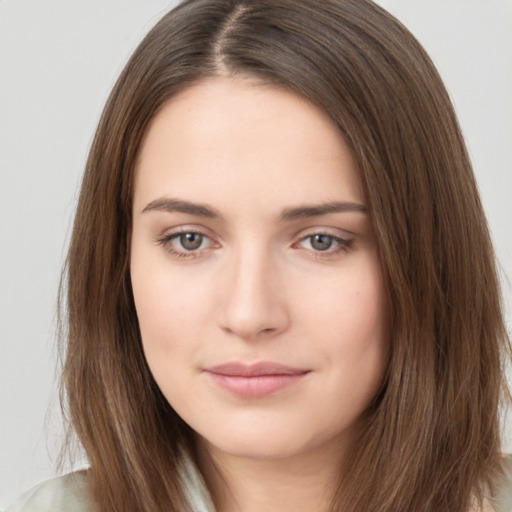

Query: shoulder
[180,456,216,512]
[495,454,512,512]
[6,471,90,512]
[5,462,213,512]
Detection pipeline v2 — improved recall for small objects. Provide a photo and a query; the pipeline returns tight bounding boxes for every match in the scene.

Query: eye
[177,232,205,251]
[296,233,353,256]
[156,230,217,258]
[307,234,336,251]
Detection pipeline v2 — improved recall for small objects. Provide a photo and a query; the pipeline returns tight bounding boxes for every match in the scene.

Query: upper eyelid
[292,225,355,241]
[294,233,352,248]
[159,231,219,251]
[157,225,219,241]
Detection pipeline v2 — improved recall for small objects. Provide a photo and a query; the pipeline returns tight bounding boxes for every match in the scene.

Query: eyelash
[155,230,353,260]
[294,233,353,259]
[155,229,217,259]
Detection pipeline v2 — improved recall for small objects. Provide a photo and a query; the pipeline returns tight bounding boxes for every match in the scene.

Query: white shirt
[6,457,215,512]
[6,456,512,512]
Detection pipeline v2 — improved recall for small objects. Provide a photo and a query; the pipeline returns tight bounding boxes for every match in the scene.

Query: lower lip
[206,373,308,399]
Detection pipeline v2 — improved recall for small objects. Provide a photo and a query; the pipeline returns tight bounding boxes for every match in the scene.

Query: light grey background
[1,0,511,508]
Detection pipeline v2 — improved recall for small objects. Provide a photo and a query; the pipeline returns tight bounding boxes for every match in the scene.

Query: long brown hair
[61,1,510,510]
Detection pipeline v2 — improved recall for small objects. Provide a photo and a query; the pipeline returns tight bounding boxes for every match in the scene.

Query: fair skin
[130,76,390,512]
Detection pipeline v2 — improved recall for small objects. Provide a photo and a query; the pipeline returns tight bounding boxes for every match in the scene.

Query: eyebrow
[280,201,367,221]
[141,197,367,220]
[142,198,223,218]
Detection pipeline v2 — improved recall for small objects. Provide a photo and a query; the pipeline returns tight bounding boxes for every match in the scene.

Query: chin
[195,417,348,463]
[201,433,312,461]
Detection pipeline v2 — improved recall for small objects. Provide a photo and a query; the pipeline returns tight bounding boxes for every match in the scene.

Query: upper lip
[205,362,309,377]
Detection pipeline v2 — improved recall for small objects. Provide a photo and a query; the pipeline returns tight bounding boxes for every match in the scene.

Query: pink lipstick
[204,362,310,398]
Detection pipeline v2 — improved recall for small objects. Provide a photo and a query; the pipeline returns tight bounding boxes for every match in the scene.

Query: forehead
[133,77,365,214]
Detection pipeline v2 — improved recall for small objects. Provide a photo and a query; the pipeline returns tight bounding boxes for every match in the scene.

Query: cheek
[296,256,389,392]
[131,269,209,418]
[298,255,388,345]
[130,244,212,358]
[134,279,199,340]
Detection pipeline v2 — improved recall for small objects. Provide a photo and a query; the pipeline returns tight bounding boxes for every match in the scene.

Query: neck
[197,438,345,512]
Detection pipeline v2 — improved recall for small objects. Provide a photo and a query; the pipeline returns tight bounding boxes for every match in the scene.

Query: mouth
[203,362,310,399]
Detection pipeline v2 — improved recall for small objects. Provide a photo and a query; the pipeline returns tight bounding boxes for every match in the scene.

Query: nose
[218,247,290,340]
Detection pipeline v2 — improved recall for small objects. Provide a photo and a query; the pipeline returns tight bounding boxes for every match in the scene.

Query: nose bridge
[219,240,288,339]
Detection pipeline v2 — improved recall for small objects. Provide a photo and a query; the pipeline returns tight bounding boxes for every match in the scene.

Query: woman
[8,0,511,511]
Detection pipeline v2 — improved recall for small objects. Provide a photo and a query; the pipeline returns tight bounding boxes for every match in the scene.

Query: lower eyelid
[295,235,354,259]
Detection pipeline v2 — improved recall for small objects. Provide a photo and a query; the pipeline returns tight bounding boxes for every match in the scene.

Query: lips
[204,362,310,398]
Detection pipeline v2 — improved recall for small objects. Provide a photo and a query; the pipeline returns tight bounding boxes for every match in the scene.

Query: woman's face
[131,77,389,463]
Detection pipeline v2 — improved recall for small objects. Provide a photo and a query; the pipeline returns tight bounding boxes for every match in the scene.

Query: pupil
[311,234,332,251]
[180,233,203,250]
